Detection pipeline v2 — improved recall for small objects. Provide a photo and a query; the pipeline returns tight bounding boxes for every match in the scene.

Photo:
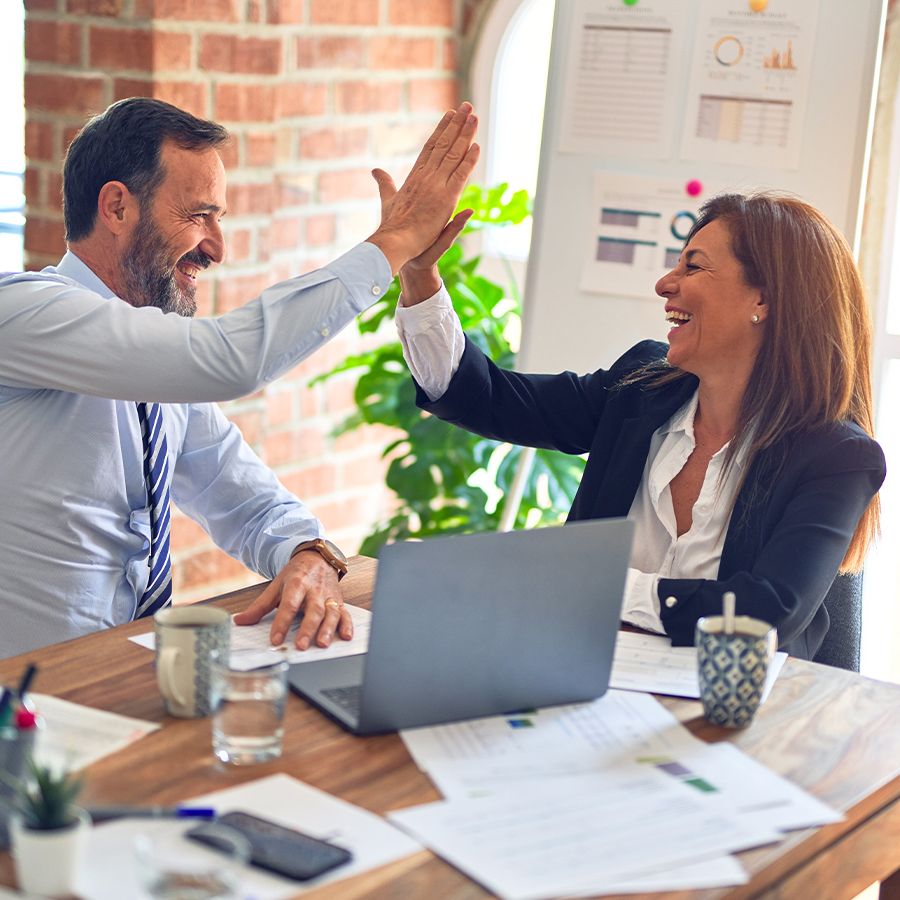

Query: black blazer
[416,340,886,660]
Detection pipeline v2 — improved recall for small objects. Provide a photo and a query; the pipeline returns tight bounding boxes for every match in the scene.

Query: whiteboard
[518,0,887,375]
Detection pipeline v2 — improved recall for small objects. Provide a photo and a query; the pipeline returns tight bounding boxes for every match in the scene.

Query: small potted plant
[5,756,90,897]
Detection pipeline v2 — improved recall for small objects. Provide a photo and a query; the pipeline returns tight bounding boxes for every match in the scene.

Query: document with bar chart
[679,0,818,169]
[579,172,726,299]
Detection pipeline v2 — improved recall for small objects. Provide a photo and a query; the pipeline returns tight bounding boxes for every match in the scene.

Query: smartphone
[186,810,353,881]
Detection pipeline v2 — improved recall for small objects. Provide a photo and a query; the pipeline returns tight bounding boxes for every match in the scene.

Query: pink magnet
[685,179,703,197]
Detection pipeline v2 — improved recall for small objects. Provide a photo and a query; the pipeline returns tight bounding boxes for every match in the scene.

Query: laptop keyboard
[321,684,362,717]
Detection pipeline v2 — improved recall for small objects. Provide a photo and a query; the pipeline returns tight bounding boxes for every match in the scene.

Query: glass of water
[212,661,288,765]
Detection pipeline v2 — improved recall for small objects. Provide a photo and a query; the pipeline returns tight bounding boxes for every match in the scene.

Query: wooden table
[2,556,900,899]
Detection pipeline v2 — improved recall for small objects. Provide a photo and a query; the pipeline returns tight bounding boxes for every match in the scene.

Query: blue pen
[87,806,217,823]
[15,663,37,704]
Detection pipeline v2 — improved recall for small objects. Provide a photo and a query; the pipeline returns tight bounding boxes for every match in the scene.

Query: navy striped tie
[135,401,173,618]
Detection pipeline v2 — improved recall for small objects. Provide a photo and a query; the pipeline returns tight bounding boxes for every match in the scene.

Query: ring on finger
[324,599,342,612]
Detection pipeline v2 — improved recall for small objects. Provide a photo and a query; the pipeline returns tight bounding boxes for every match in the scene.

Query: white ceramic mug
[153,607,231,718]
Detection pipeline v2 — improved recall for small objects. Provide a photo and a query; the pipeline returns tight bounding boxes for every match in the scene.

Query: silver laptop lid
[356,518,634,733]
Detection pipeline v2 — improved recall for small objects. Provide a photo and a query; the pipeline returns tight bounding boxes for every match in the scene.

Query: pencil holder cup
[0,721,38,849]
[695,616,777,728]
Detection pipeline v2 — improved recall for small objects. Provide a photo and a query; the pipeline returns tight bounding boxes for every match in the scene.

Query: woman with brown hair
[393,192,886,661]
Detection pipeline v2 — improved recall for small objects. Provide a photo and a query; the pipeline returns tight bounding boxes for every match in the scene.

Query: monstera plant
[313,184,585,556]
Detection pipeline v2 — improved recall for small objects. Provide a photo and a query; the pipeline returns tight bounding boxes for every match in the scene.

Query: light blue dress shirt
[0,244,392,657]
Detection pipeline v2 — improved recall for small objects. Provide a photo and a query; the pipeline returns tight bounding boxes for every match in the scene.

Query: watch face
[322,539,348,565]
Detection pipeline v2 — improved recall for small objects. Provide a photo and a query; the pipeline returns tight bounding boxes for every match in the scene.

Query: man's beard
[119,215,211,318]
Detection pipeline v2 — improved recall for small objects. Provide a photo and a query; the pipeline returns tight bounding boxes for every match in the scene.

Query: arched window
[469,0,554,262]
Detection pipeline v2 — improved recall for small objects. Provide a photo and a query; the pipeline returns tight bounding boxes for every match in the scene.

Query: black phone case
[186,810,353,881]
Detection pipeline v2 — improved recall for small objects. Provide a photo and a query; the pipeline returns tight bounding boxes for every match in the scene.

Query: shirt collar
[660,390,699,439]
[54,251,118,300]
[659,389,749,470]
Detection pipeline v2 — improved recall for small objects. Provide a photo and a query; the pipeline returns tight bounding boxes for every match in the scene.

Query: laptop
[287,518,634,735]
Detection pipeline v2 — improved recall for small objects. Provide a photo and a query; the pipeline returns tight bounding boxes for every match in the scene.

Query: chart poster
[679,0,819,169]
[558,0,690,160]
[579,173,725,299]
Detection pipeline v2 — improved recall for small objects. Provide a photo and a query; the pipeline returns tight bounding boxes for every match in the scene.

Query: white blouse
[396,287,745,633]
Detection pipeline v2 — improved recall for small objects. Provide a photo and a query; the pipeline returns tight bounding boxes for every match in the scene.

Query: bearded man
[0,97,478,658]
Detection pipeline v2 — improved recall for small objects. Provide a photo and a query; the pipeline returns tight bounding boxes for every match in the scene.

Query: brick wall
[23,0,488,602]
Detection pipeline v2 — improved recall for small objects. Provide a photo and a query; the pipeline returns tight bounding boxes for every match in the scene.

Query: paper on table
[129,604,371,670]
[647,741,843,834]
[610,631,788,700]
[30,693,158,773]
[77,773,421,900]
[401,689,703,796]
[389,768,776,900]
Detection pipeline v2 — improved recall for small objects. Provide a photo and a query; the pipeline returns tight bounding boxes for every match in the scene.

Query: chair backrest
[812,572,862,671]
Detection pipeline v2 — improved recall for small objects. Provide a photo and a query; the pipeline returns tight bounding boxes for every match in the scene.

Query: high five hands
[367,102,479,276]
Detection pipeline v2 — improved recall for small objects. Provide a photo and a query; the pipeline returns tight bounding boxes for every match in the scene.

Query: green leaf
[310,183,584,557]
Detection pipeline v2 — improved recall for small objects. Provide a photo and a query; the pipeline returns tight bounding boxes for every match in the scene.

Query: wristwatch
[290,538,349,581]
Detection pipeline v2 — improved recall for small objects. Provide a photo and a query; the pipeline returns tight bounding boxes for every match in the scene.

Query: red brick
[315,496,373,534]
[24,169,41,208]
[372,120,430,157]
[200,35,282,75]
[272,216,302,251]
[24,216,66,257]
[370,37,437,70]
[294,36,366,69]
[226,408,265,445]
[215,83,277,122]
[298,126,368,160]
[280,464,338,497]
[317,168,377,204]
[153,32,194,70]
[442,37,458,71]
[266,391,295,427]
[305,214,335,247]
[194,278,214,317]
[25,0,59,10]
[25,121,57,163]
[309,0,378,25]
[276,173,314,208]
[247,0,263,22]
[47,172,64,210]
[336,81,403,115]
[135,0,240,21]
[90,26,154,71]
[66,0,123,13]
[340,453,389,490]
[25,74,106,116]
[170,512,211,551]
[267,0,303,24]
[256,224,271,263]
[214,271,272,314]
[324,376,356,414]
[277,82,328,118]
[219,137,240,169]
[223,227,253,263]
[176,547,247,590]
[389,0,454,27]
[112,78,207,116]
[227,181,275,216]
[245,131,278,167]
[26,20,82,66]
[409,77,458,112]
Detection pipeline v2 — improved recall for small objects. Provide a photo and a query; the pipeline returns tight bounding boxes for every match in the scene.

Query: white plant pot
[9,807,91,898]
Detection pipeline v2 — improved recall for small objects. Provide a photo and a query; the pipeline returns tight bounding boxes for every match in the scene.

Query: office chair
[812,572,862,671]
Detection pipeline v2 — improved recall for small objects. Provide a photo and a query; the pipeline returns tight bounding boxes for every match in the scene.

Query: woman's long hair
[635,192,879,572]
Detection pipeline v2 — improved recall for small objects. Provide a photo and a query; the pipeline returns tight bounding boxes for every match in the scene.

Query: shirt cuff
[620,568,665,634]
[327,242,394,313]
[394,283,453,334]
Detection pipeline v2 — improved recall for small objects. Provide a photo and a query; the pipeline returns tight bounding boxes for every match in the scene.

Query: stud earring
[751,314,760,324]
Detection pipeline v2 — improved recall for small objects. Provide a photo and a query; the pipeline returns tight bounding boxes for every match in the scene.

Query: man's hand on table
[232,552,353,650]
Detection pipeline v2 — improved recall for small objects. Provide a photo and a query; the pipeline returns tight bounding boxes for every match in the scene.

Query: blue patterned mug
[154,607,231,718]
[695,615,777,728]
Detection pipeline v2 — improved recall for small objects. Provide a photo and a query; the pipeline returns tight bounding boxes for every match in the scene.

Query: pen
[15,663,37,704]
[87,805,217,823]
